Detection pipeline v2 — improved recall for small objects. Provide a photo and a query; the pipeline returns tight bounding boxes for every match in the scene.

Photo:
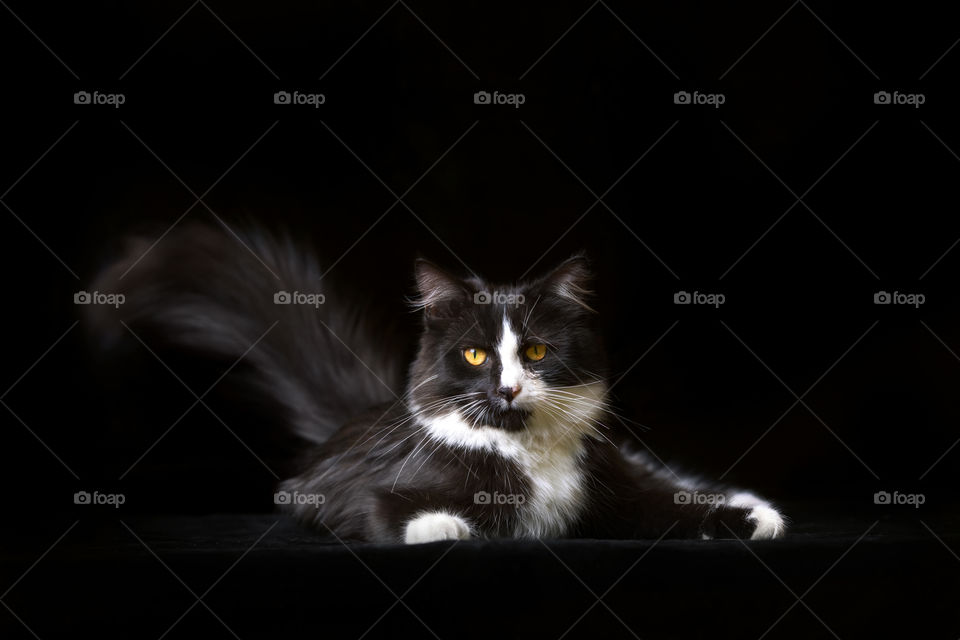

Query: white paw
[728,492,786,540]
[747,505,786,539]
[404,511,472,544]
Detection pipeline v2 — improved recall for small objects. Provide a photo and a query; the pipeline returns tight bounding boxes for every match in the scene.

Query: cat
[86,223,786,544]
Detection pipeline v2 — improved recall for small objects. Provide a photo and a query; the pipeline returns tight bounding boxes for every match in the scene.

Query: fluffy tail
[83,222,403,444]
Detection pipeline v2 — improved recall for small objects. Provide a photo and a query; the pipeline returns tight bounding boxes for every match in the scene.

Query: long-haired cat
[86,224,786,543]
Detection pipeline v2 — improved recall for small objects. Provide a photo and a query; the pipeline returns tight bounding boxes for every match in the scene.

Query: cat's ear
[413,259,469,319]
[542,254,596,313]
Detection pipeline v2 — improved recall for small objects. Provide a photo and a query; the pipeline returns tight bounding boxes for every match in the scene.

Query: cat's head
[408,255,608,433]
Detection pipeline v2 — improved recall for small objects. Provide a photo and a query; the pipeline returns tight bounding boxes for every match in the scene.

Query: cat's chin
[484,406,532,432]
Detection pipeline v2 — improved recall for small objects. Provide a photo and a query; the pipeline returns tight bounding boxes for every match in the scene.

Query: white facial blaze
[497,316,523,391]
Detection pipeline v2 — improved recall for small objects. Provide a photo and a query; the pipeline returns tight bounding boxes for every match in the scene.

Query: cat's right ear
[412,259,468,320]
[542,254,596,313]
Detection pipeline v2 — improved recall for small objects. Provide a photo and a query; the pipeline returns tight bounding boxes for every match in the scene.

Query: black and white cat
[87,224,786,544]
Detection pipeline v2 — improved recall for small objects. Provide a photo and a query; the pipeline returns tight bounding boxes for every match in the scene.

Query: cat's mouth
[483,402,532,431]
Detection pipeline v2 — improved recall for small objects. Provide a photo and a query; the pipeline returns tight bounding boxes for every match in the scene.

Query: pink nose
[497,385,521,401]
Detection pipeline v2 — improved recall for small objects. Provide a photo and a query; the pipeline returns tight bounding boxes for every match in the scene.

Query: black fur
[86,224,785,543]
[86,223,402,445]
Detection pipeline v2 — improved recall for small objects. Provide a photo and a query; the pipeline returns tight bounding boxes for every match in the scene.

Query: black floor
[3,506,958,639]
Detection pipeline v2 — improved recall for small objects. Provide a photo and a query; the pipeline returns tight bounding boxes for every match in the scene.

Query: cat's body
[283,404,784,542]
[87,224,786,543]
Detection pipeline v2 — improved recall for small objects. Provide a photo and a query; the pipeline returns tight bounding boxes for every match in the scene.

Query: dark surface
[3,509,959,639]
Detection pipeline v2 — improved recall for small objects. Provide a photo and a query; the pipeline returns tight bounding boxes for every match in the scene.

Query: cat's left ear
[413,259,469,319]
[542,254,596,313]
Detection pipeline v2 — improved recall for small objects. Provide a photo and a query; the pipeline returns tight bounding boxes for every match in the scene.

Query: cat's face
[408,256,607,432]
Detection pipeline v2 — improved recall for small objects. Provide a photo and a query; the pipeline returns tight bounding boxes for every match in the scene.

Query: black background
[2,1,959,638]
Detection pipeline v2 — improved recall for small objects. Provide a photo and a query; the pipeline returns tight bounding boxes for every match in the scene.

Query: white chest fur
[508,427,588,537]
[418,381,607,538]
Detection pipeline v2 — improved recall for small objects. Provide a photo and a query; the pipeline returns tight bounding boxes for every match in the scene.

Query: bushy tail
[83,222,404,444]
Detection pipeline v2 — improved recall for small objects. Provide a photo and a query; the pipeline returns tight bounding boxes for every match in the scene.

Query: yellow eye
[525,343,547,361]
[463,348,487,366]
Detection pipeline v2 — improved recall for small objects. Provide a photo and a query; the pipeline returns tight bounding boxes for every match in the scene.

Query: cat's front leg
[587,470,788,540]
[691,491,786,540]
[371,488,474,544]
[613,446,787,540]
[618,489,786,540]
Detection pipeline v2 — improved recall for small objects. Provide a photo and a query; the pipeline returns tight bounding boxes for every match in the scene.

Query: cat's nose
[497,385,522,402]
